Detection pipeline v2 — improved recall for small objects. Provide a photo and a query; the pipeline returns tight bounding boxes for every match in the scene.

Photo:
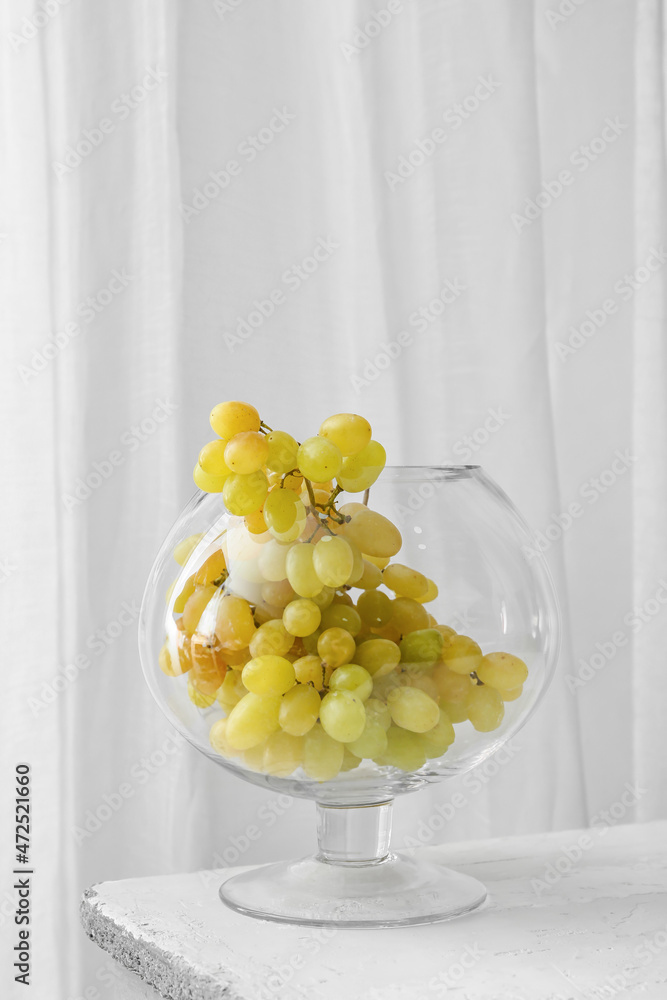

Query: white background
[1,1,665,997]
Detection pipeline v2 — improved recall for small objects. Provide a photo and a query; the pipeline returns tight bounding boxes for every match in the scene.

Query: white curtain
[1,1,662,996]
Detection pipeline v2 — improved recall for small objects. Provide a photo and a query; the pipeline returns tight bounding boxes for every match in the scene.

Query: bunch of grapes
[159,402,529,782]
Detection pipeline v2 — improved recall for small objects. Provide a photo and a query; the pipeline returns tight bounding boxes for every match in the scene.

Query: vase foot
[218,851,487,927]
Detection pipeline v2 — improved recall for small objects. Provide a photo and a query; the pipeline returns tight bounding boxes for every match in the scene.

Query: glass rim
[377,465,482,480]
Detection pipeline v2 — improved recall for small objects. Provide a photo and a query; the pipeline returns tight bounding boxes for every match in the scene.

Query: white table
[80,820,667,999]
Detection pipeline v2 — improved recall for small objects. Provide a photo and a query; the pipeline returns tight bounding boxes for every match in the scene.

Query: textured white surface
[81,820,667,999]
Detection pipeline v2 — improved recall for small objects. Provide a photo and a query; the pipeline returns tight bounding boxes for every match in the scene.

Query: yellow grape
[354,560,383,590]
[181,585,216,633]
[173,534,204,566]
[245,508,268,534]
[217,669,247,711]
[243,743,266,771]
[190,635,227,694]
[336,441,386,492]
[210,400,260,439]
[341,749,362,772]
[264,489,298,533]
[286,543,323,598]
[242,654,295,696]
[476,652,528,690]
[262,731,303,777]
[355,638,401,677]
[365,698,392,730]
[404,671,439,701]
[383,563,428,600]
[435,624,458,643]
[258,539,292,582]
[226,693,281,749]
[194,549,227,587]
[347,720,388,759]
[441,635,483,676]
[387,687,440,733]
[303,725,344,781]
[283,598,322,637]
[399,628,444,665]
[466,685,504,732]
[209,717,243,758]
[337,504,401,558]
[158,642,179,677]
[224,431,270,475]
[374,727,426,771]
[312,536,354,588]
[223,470,269,516]
[293,654,324,689]
[172,575,195,613]
[214,594,256,649]
[390,597,429,635]
[318,413,372,456]
[268,498,306,543]
[440,700,468,723]
[297,437,343,482]
[310,586,335,610]
[279,684,321,736]
[193,463,227,493]
[317,627,356,668]
[320,603,362,636]
[302,629,322,656]
[363,553,390,570]
[333,589,353,606]
[261,579,296,608]
[329,664,373,702]
[499,684,523,702]
[187,678,217,708]
[356,590,392,627]
[320,691,366,743]
[419,711,455,758]
[249,620,293,658]
[345,540,364,585]
[266,430,299,474]
[198,440,232,478]
[432,664,473,703]
[416,578,439,604]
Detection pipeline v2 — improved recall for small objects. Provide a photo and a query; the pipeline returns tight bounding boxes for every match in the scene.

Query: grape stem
[259,421,274,434]
[362,488,370,506]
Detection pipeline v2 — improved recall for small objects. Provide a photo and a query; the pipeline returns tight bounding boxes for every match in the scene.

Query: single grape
[310,586,335,610]
[441,635,483,675]
[432,664,473,703]
[286,543,323,598]
[341,749,362,772]
[194,549,227,587]
[415,578,439,604]
[209,718,243,758]
[224,431,270,475]
[354,638,401,677]
[214,594,257,650]
[264,488,299,533]
[403,670,439,701]
[476,652,528,690]
[440,700,468,723]
[190,634,227,694]
[387,687,440,733]
[262,731,303,777]
[283,598,322,637]
[466,685,505,732]
[293,654,324,689]
[336,440,386,492]
[353,560,383,590]
[320,691,366,743]
[399,628,444,665]
[279,684,321,736]
[249,620,293,658]
[356,589,392,627]
[301,629,322,656]
[258,539,292,582]
[345,540,365,585]
[313,536,354,588]
[317,627,357,668]
[337,504,401,558]
[320,603,362,636]
[242,654,295,697]
[374,727,427,771]
[268,497,307,543]
[158,642,179,676]
[181,585,216,633]
[245,508,268,535]
[303,725,344,781]
[365,698,392,730]
[187,678,217,708]
[265,430,299,474]
[223,470,269,516]
[261,579,296,608]
[329,664,373,701]
[198,440,232,478]
[226,692,281,749]
[210,400,260,439]
[390,597,429,635]
[318,413,372,456]
[172,575,195,613]
[419,711,455,758]
[362,553,390,570]
[383,563,428,600]
[498,684,523,702]
[297,436,343,481]
[217,669,247,711]
[346,720,388,759]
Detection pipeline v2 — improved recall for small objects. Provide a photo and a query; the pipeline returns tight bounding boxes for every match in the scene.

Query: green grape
[466,685,504,732]
[341,749,362,772]
[353,560,383,590]
[266,430,299,474]
[313,536,354,587]
[262,731,303,777]
[310,586,335,610]
[374,727,427,771]
[346,720,388,759]
[329,664,373,702]
[345,540,364,585]
[210,400,260,439]
[297,436,343,481]
[264,489,298,533]
[318,413,372,456]
[226,693,281,749]
[416,578,439,604]
[285,543,323,598]
[476,652,528,690]
[303,725,344,781]
[336,440,386,492]
[356,589,392,627]
[337,503,402,558]
[498,684,523,702]
[223,470,269,515]
[441,635,484,676]
[193,463,227,493]
[249,620,293,658]
[320,603,362,636]
[355,638,401,677]
[383,563,428,599]
[440,700,468,723]
[217,669,247,711]
[399,628,444,665]
[387,687,440,733]
[293,654,324,689]
[198,440,232,478]
[390,597,430,635]
[317,627,357,668]
[283,598,321,637]
[209,718,243,758]
[258,539,292,582]
[224,430,269,475]
[268,498,306,543]
[419,711,455,758]
[432,664,473,703]
[242,655,296,697]
[320,691,366,743]
[279,683,321,736]
[365,698,392,730]
[301,629,322,655]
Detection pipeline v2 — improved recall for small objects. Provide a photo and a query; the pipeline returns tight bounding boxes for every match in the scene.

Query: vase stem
[316,800,393,866]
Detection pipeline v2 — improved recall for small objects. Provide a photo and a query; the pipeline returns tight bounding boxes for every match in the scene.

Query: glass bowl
[139,466,559,926]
